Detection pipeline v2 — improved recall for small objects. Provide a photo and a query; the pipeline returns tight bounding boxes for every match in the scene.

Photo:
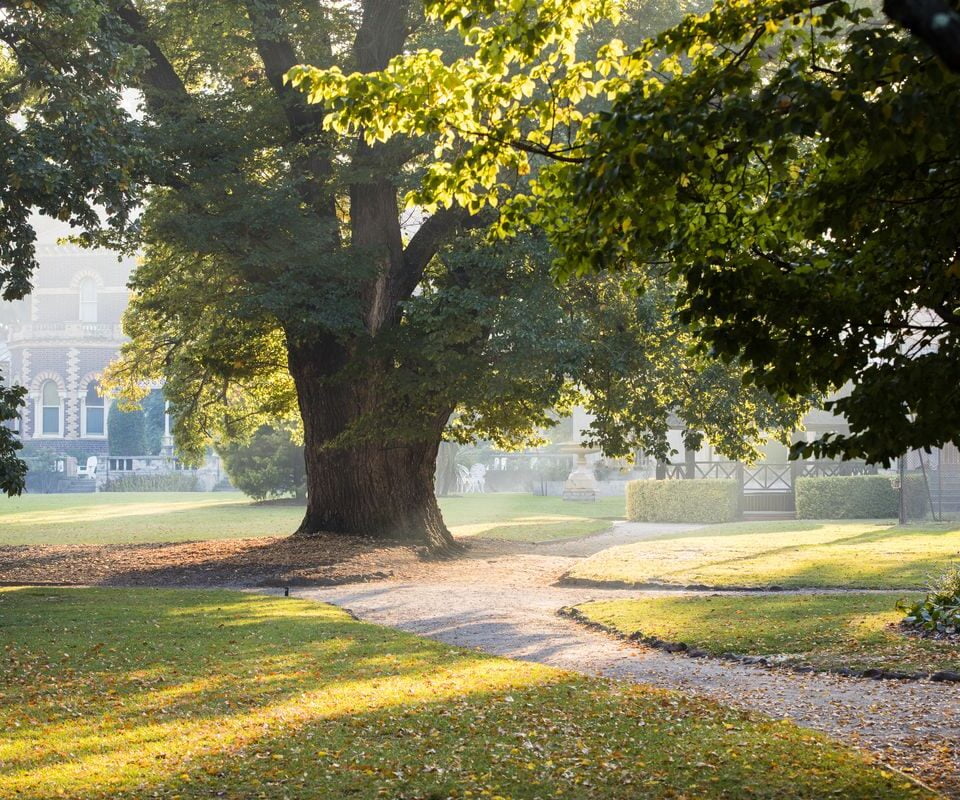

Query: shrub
[142,389,166,456]
[898,566,960,636]
[219,425,306,502]
[21,447,63,494]
[101,473,199,492]
[796,475,928,519]
[626,478,739,524]
[107,403,147,456]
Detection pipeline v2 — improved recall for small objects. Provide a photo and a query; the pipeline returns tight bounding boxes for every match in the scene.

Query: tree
[548,0,960,464]
[302,0,960,466]
[107,403,146,456]
[143,389,166,456]
[219,424,307,502]
[0,381,26,496]
[8,1,799,549]
[0,1,143,494]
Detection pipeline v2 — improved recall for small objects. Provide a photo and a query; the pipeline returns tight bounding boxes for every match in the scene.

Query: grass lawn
[566,520,960,589]
[0,587,930,800]
[0,492,623,546]
[575,594,959,675]
[0,492,300,545]
[440,493,624,542]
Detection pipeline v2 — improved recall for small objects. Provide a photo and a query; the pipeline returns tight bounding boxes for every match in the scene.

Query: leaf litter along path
[284,522,960,799]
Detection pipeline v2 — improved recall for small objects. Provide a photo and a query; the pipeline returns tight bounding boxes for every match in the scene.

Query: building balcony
[7,322,125,343]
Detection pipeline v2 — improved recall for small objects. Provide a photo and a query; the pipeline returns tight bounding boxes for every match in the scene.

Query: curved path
[292,522,960,797]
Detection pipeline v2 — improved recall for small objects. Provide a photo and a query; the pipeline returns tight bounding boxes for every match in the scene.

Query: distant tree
[219,425,306,502]
[108,404,146,457]
[20,445,61,494]
[434,441,461,497]
[143,390,166,456]
[0,2,142,494]
[0,381,26,496]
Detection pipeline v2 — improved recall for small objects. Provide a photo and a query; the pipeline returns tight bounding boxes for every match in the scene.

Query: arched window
[83,381,105,436]
[79,277,97,322]
[40,380,61,436]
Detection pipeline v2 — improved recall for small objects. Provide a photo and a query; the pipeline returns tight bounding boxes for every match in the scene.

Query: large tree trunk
[288,340,457,551]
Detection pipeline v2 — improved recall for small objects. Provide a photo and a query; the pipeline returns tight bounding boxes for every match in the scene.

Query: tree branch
[244,0,338,224]
[353,0,410,72]
[400,207,477,296]
[244,0,324,141]
[114,3,191,116]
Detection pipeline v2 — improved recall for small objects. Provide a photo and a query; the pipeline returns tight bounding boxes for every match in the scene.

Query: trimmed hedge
[626,478,739,524]
[796,475,928,520]
[101,473,199,492]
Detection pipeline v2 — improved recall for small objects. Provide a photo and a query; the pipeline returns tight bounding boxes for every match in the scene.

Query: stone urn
[558,446,599,502]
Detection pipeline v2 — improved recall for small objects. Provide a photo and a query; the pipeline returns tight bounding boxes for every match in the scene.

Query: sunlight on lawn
[575,594,959,674]
[0,492,303,545]
[0,496,244,527]
[450,514,610,541]
[0,492,625,546]
[0,588,546,799]
[442,493,623,542]
[0,587,929,800]
[568,520,960,589]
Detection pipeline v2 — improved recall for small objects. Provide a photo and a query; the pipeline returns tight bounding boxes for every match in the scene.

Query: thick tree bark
[288,340,457,551]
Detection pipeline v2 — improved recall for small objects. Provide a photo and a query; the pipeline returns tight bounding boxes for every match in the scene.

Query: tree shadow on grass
[0,588,926,800]
[1,588,512,778]
[579,521,960,589]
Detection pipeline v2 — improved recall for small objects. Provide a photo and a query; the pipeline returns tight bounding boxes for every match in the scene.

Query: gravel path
[292,522,960,797]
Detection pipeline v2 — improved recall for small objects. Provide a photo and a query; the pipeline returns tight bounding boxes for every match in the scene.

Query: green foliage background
[107,404,146,457]
[219,425,306,502]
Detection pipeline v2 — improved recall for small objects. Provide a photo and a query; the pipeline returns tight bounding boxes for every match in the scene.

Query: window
[83,382,105,436]
[79,277,97,322]
[40,381,61,436]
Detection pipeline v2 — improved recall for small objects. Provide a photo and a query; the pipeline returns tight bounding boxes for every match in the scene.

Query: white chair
[76,456,98,479]
[465,463,487,493]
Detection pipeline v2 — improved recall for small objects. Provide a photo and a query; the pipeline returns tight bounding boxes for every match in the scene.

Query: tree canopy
[2,1,802,537]
[297,0,960,465]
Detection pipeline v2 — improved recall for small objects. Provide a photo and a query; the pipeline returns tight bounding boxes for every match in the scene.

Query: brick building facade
[2,216,134,459]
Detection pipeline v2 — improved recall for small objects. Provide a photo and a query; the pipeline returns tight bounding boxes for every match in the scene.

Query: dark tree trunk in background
[885,0,960,73]
[435,441,460,496]
[288,342,456,550]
